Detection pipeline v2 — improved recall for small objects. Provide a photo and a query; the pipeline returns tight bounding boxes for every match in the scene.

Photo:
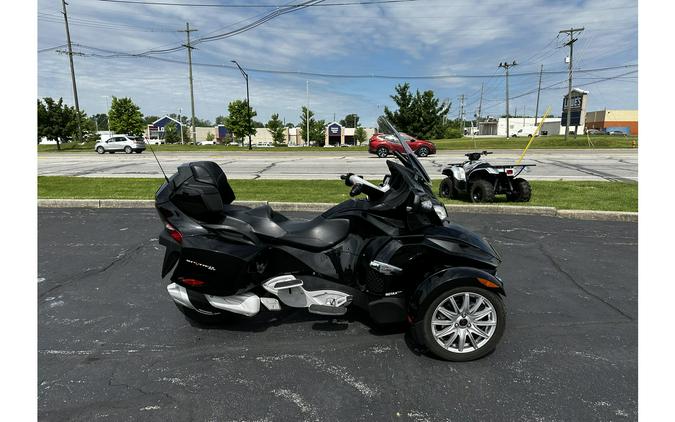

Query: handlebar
[340,173,389,198]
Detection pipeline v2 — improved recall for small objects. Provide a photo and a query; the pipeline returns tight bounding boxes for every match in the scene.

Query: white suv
[95,135,146,154]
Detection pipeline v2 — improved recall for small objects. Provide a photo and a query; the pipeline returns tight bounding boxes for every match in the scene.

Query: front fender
[410,267,505,319]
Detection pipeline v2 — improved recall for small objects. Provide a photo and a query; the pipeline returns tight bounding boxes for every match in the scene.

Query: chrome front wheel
[421,286,505,361]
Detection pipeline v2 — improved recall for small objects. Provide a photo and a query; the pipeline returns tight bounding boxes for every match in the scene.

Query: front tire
[417,146,430,157]
[124,146,132,154]
[438,177,455,199]
[376,147,389,158]
[96,146,105,154]
[420,286,505,361]
[469,179,495,203]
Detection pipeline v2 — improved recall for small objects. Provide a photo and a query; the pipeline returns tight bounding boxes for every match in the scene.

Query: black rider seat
[226,204,350,250]
[276,217,350,250]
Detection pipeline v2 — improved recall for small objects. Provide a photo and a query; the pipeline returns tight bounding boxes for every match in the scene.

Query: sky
[37,0,638,128]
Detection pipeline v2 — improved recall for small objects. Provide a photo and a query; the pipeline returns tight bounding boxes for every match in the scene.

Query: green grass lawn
[433,135,637,150]
[37,134,637,152]
[38,177,638,212]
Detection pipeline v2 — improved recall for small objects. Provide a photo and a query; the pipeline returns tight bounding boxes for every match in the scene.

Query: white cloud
[38,0,637,126]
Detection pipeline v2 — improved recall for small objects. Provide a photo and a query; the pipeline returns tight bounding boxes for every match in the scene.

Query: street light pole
[103,95,110,134]
[231,60,252,150]
[179,107,184,145]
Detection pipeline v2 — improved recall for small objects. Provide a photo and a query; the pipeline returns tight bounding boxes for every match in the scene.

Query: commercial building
[585,109,638,135]
[479,117,571,137]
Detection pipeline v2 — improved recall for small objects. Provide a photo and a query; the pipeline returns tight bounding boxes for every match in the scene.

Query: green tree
[299,107,325,145]
[205,132,215,143]
[224,100,257,142]
[181,124,191,143]
[163,122,180,144]
[354,127,367,145]
[108,97,145,136]
[144,115,159,125]
[266,113,286,146]
[339,113,360,128]
[90,113,109,131]
[384,83,450,139]
[37,97,83,150]
[252,120,265,128]
[215,115,227,125]
[191,116,212,127]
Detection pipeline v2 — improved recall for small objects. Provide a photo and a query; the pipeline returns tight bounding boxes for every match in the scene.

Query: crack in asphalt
[70,162,142,177]
[252,161,277,180]
[38,238,153,300]
[547,159,635,183]
[538,244,634,321]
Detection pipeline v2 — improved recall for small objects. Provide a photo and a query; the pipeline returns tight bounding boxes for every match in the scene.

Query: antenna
[145,140,170,183]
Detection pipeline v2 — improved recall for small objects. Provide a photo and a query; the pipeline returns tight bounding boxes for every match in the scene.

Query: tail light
[165,223,183,243]
[178,277,206,287]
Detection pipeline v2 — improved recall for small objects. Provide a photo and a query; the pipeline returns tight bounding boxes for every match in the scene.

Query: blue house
[146,115,184,141]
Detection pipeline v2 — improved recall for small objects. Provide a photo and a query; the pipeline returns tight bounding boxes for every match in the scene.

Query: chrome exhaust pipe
[166,283,261,316]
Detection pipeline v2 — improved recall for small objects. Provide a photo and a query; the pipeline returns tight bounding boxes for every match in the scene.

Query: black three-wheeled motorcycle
[155,117,506,361]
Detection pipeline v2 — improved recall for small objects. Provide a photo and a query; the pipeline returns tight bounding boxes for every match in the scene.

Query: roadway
[38,149,638,182]
[38,208,637,420]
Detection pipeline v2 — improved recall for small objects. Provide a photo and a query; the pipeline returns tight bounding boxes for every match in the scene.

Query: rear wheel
[96,146,105,154]
[376,147,389,158]
[417,146,430,157]
[469,179,495,203]
[508,178,531,202]
[124,146,132,154]
[438,177,455,199]
[420,286,505,361]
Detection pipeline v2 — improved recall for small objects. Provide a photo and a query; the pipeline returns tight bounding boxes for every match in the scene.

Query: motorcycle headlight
[433,204,447,220]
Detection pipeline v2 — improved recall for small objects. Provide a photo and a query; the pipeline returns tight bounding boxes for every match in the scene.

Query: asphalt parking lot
[38,208,637,421]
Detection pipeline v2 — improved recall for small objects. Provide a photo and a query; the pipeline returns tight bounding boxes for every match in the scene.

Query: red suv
[368,132,436,158]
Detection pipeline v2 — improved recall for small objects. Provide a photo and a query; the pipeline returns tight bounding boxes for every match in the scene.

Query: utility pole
[498,60,517,138]
[61,0,82,142]
[180,23,198,144]
[559,27,584,141]
[534,64,543,125]
[231,60,252,150]
[477,82,484,122]
[459,94,465,136]
[306,81,310,146]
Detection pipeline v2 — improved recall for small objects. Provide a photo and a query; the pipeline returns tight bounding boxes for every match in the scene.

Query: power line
[61,45,638,79]
[38,44,67,53]
[90,0,328,57]
[93,0,422,7]
[38,13,178,33]
[481,70,637,115]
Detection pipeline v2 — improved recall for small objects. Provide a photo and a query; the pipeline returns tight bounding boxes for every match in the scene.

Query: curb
[37,199,637,222]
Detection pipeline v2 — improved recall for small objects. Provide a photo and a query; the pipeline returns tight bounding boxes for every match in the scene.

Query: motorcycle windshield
[377,116,431,183]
